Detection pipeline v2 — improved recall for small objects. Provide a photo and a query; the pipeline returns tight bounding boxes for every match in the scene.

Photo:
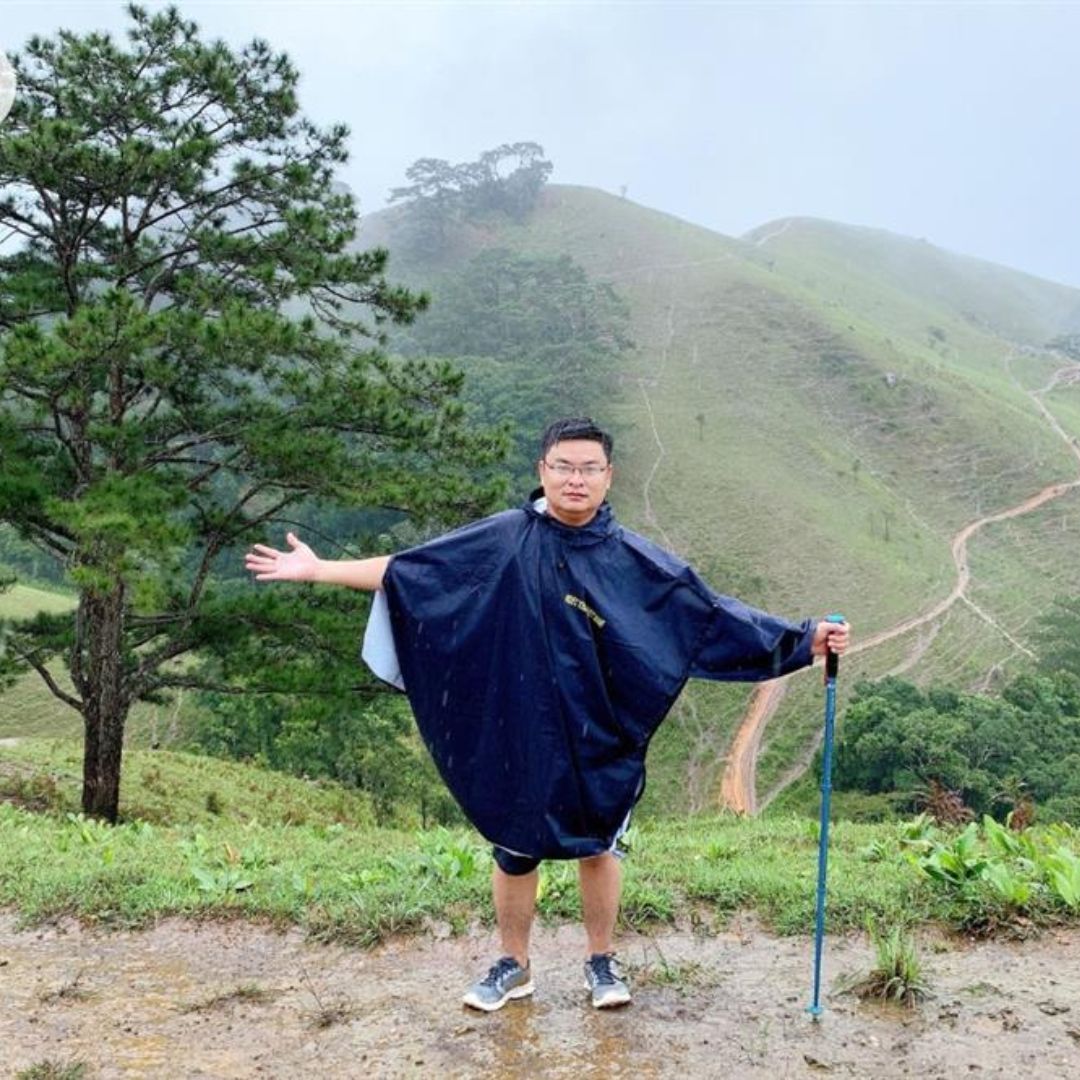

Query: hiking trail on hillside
[720,358,1080,814]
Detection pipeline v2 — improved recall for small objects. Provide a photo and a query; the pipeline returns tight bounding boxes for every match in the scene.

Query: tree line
[830,599,1080,824]
[389,142,552,250]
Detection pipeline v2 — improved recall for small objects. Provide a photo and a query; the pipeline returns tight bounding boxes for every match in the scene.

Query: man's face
[537,438,613,527]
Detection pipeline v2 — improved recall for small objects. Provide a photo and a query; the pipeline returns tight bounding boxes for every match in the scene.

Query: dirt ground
[3,913,1080,1079]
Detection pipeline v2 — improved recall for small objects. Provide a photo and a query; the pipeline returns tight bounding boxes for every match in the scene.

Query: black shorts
[491,847,543,876]
[491,814,632,876]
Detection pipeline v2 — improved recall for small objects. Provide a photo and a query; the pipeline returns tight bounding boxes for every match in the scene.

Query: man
[245,416,850,1012]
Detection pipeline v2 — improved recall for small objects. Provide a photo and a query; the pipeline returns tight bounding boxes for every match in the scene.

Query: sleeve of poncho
[688,591,817,682]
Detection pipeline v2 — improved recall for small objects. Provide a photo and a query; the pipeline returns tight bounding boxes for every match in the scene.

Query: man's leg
[493,862,540,967]
[579,852,631,1007]
[578,852,621,956]
[462,857,539,1011]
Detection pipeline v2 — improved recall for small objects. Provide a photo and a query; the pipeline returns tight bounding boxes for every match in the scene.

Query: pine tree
[0,5,505,820]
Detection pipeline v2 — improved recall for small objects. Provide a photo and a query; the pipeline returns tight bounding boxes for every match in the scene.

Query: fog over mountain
[2,1,1078,288]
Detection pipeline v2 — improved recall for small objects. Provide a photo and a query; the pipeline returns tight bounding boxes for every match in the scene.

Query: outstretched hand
[245,531,320,583]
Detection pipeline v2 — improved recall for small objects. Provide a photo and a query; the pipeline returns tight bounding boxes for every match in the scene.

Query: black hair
[539,417,613,462]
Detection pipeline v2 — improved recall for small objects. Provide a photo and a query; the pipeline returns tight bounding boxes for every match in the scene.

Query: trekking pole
[807,613,845,1020]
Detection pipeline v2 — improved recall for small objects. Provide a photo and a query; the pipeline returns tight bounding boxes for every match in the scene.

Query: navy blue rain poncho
[364,496,816,860]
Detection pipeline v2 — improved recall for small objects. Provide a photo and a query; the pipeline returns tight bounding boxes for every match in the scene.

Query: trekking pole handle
[824,614,845,680]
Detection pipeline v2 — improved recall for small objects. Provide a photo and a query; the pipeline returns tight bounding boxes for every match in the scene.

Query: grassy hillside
[363,186,1080,814]
[0,582,193,746]
[744,216,1080,346]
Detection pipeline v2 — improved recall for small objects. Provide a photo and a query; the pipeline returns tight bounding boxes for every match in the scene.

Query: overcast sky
[3,1,1079,288]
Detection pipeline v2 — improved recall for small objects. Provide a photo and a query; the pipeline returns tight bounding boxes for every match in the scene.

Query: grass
[0,740,376,827]
[15,1064,87,1080]
[0,581,77,619]
[181,982,281,1013]
[843,920,930,1007]
[38,969,95,1005]
[0,581,198,746]
[4,741,1080,950]
[623,940,721,992]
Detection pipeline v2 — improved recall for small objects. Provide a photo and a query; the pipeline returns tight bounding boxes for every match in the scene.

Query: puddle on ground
[3,913,1080,1077]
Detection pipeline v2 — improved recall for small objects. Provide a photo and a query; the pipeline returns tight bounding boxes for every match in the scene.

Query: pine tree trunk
[79,584,129,823]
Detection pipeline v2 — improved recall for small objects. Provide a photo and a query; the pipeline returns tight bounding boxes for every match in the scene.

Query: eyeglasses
[543,460,610,479]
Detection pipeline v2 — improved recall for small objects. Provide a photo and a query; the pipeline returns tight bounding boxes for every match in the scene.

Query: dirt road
[719,360,1080,814]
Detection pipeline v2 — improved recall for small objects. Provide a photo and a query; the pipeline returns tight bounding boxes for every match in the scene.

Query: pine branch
[10,641,84,713]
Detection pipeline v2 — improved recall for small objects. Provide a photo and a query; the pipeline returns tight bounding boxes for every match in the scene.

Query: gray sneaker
[584,952,631,1008]
[462,956,535,1012]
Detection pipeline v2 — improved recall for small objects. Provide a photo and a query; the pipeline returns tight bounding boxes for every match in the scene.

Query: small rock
[1037,1000,1070,1016]
[803,1055,832,1071]
[939,1001,962,1023]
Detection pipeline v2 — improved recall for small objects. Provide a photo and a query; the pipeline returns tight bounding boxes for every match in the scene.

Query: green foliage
[832,673,1080,822]
[182,832,260,897]
[905,815,1080,927]
[0,524,67,586]
[15,1062,87,1080]
[1047,333,1080,361]
[0,6,508,820]
[1043,847,1080,910]
[624,943,717,992]
[407,248,631,368]
[536,860,577,912]
[412,827,482,882]
[982,859,1034,909]
[915,822,988,887]
[7,744,1080,943]
[847,919,929,1006]
[0,741,378,827]
[389,142,553,249]
[189,685,457,826]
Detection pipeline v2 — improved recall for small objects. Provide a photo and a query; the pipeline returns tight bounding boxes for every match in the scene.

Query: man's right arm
[312,555,390,591]
[245,531,390,591]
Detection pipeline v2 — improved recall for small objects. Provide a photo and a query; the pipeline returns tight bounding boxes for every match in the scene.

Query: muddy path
[719,683,787,815]
[719,359,1080,814]
[4,914,1080,1078]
